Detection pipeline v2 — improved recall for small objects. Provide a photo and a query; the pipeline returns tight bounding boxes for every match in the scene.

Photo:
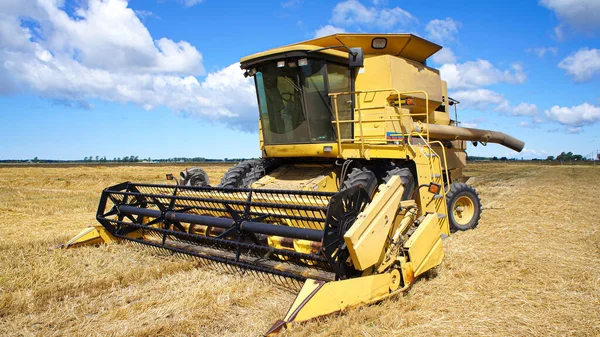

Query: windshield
[254,58,351,145]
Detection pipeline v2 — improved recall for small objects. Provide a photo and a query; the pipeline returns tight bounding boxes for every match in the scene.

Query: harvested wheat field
[0,163,599,336]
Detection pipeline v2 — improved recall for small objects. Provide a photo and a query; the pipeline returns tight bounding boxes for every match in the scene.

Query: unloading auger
[63,34,524,334]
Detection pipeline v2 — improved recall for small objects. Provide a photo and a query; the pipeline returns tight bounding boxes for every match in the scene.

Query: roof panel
[291,34,442,63]
[240,34,443,65]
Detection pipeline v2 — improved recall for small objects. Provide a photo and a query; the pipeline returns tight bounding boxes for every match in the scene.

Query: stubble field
[0,163,598,336]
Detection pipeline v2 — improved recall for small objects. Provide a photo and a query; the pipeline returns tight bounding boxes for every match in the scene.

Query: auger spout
[420,123,525,152]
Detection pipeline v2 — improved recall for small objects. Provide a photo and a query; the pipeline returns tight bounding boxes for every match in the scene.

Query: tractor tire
[218,159,278,188]
[341,167,378,198]
[179,167,210,187]
[241,159,279,187]
[218,160,260,188]
[446,182,482,232]
[383,167,415,201]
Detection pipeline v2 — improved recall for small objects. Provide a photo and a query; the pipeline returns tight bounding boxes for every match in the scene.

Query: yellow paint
[344,176,405,270]
[404,213,445,277]
[242,33,441,64]
[452,195,476,226]
[61,226,115,248]
[283,274,392,323]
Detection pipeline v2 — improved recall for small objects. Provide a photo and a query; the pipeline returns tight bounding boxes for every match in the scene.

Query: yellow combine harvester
[64,34,524,334]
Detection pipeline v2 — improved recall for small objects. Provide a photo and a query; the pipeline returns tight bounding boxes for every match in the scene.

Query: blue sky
[1,0,599,160]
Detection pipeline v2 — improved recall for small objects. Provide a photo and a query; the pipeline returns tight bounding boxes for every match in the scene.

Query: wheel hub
[452,195,475,226]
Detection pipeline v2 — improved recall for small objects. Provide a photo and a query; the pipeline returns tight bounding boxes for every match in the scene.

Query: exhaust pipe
[419,123,525,152]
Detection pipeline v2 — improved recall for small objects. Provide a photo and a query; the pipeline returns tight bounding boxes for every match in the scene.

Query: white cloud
[553,25,565,41]
[425,17,460,43]
[460,122,478,128]
[330,0,416,30]
[545,103,600,127]
[496,102,539,116]
[440,60,526,89]
[521,148,548,157]
[183,0,204,7]
[134,9,157,20]
[512,102,539,116]
[431,47,456,64]
[314,25,346,38]
[518,121,541,129]
[566,126,583,134]
[525,47,558,58]
[10,0,205,75]
[451,89,505,110]
[540,0,600,33]
[558,48,600,82]
[0,0,258,130]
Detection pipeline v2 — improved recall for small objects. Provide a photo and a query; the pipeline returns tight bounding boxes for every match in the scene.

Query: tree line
[468,151,596,162]
[545,152,589,161]
[83,156,146,162]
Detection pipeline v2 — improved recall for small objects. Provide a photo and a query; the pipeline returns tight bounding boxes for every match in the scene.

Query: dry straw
[0,163,598,336]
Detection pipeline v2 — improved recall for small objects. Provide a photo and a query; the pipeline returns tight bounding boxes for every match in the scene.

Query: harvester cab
[63,34,525,334]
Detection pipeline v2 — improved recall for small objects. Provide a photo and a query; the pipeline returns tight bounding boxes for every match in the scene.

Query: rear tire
[446,182,482,232]
[383,167,415,201]
[341,167,378,198]
[218,159,278,188]
[179,167,210,187]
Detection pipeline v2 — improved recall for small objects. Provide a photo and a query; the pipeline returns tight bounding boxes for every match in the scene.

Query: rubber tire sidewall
[446,183,481,232]
[180,167,210,186]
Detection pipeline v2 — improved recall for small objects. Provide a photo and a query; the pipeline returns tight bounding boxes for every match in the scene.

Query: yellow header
[240,33,442,64]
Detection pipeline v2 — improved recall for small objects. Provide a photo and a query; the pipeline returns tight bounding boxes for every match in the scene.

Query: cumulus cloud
[451,89,505,110]
[314,0,415,36]
[540,0,600,34]
[558,48,600,82]
[314,25,346,38]
[0,0,258,130]
[495,102,539,116]
[425,17,460,43]
[440,60,526,89]
[545,103,600,127]
[431,47,456,64]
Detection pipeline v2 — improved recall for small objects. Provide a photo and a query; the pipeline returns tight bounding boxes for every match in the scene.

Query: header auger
[63,34,524,334]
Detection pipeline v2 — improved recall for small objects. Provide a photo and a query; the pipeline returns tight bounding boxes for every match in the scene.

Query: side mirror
[348,47,363,68]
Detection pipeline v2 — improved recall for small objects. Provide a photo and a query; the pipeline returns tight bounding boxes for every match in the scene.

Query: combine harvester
[64,34,524,334]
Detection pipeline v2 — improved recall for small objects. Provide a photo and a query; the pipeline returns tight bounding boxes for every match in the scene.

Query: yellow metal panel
[388,56,442,112]
[354,56,393,107]
[252,164,338,192]
[413,236,444,277]
[289,34,441,61]
[345,176,405,270]
[264,143,339,158]
[404,213,444,276]
[353,108,386,142]
[62,226,117,248]
[282,274,391,323]
[242,34,441,65]
[240,44,347,64]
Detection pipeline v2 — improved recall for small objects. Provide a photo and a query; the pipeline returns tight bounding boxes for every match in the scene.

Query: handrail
[329,88,432,156]
[329,88,450,189]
